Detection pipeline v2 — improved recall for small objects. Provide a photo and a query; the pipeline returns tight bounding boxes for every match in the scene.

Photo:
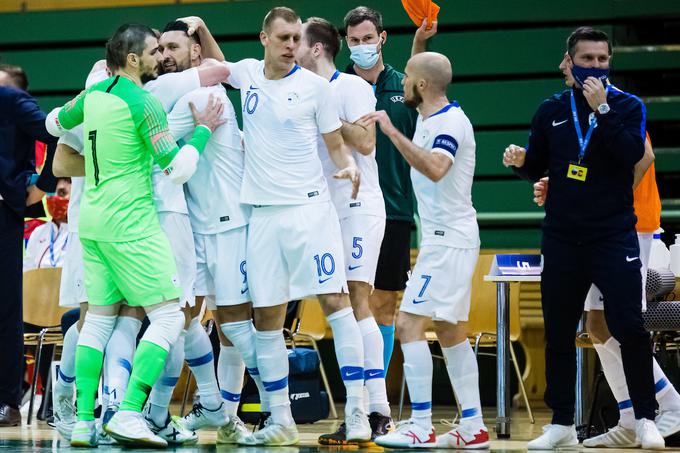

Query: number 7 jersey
[57,75,179,242]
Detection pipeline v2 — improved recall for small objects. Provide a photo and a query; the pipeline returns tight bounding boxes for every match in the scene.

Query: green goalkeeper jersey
[58,75,180,242]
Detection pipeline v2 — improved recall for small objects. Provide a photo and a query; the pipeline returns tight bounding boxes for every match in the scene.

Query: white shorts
[400,245,479,324]
[340,214,385,286]
[247,202,347,308]
[585,233,652,312]
[159,212,196,308]
[59,232,88,307]
[195,226,250,309]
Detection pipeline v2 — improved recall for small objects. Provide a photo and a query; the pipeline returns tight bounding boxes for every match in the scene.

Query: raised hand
[176,16,205,36]
[359,110,397,138]
[503,144,527,168]
[582,76,607,112]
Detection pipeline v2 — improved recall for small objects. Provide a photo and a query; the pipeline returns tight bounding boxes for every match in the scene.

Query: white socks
[221,319,269,412]
[357,317,389,416]
[218,345,245,417]
[327,308,365,414]
[595,336,680,430]
[55,323,79,397]
[103,316,142,408]
[147,331,186,427]
[255,329,293,426]
[442,340,484,429]
[402,340,433,429]
[184,318,221,410]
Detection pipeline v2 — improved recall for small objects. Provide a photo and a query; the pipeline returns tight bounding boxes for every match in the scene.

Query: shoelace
[440,415,459,429]
[189,403,204,418]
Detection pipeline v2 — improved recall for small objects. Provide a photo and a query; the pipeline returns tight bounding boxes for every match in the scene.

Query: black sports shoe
[368,412,393,440]
[318,422,354,445]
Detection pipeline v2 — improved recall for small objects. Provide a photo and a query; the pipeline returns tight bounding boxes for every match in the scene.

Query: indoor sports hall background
[2,0,678,250]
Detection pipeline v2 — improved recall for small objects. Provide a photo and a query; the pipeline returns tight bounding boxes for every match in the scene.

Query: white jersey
[317,72,385,219]
[23,221,69,270]
[168,85,250,234]
[58,125,85,234]
[226,59,342,205]
[411,103,480,249]
[144,68,201,214]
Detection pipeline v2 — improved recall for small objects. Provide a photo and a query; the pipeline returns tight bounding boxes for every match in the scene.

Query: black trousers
[541,231,656,424]
[0,203,25,408]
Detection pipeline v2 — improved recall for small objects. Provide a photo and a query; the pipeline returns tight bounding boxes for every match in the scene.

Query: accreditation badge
[567,162,588,182]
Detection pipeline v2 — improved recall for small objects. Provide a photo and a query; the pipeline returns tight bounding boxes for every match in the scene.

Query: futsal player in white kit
[221,7,370,446]
[361,52,490,449]
[294,17,392,445]
[166,82,254,444]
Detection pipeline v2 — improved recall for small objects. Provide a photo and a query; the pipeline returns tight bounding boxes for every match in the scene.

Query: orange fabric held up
[402,0,440,29]
[634,133,661,233]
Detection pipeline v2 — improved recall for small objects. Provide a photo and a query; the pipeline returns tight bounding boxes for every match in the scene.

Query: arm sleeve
[56,90,87,130]
[144,68,201,112]
[138,94,181,169]
[14,90,59,144]
[316,83,343,134]
[513,102,550,181]
[596,95,646,166]
[430,118,466,164]
[225,59,256,90]
[343,78,376,122]
[35,142,57,193]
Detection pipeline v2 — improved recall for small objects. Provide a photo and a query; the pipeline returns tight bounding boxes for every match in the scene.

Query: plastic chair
[22,267,70,424]
[284,298,338,419]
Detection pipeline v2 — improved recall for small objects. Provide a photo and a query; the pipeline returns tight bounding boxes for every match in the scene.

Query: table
[483,274,540,439]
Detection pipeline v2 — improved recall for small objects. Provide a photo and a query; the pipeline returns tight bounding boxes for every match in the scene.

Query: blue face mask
[350,39,381,70]
[571,64,609,87]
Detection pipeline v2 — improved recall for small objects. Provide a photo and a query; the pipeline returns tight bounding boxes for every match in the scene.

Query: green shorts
[81,232,181,307]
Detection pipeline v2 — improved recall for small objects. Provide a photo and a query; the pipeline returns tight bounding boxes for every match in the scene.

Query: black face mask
[571,64,609,88]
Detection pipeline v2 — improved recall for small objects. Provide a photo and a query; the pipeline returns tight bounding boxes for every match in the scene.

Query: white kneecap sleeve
[78,313,117,352]
[163,145,199,185]
[45,108,66,137]
[144,303,185,352]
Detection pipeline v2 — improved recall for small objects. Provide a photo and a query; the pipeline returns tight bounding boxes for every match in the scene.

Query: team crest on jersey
[390,95,405,103]
[287,92,300,106]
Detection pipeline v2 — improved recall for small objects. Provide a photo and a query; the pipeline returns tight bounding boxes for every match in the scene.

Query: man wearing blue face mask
[343,7,419,393]
[503,27,664,450]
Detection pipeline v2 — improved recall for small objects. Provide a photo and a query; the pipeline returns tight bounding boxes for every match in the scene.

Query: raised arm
[178,16,225,61]
[412,18,437,57]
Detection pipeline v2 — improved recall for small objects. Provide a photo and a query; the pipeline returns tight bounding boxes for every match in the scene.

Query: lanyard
[570,85,610,162]
[48,224,68,268]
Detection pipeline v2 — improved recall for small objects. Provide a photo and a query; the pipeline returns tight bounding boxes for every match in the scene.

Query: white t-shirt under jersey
[411,103,480,249]
[58,125,84,234]
[168,85,250,235]
[317,71,385,220]
[227,59,342,205]
[144,68,201,214]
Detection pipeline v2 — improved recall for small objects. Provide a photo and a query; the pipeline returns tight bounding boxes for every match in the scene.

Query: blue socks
[378,323,395,372]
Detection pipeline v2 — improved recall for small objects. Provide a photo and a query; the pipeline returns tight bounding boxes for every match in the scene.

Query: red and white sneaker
[375,419,436,449]
[436,423,490,449]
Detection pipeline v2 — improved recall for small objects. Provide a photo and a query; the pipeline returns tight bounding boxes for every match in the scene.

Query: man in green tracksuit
[344,6,418,374]
[46,23,223,448]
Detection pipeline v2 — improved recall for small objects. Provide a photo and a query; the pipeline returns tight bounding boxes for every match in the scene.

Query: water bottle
[649,229,671,269]
[669,234,680,276]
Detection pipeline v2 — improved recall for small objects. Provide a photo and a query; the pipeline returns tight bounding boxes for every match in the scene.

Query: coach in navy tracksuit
[504,27,663,449]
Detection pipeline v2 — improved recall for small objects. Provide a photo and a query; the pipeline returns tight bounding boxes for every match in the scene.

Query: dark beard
[140,71,157,84]
[404,85,422,109]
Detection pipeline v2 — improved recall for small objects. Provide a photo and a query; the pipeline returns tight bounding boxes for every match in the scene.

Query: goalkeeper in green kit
[45,23,225,448]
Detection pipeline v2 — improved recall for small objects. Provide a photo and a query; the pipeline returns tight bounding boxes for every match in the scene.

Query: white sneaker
[70,420,98,448]
[105,410,168,448]
[96,420,117,445]
[582,424,638,448]
[238,418,299,446]
[53,392,76,441]
[374,419,436,448]
[527,424,578,450]
[636,418,665,450]
[656,409,680,438]
[217,415,250,444]
[146,413,198,445]
[345,407,372,442]
[436,422,490,449]
[178,402,226,431]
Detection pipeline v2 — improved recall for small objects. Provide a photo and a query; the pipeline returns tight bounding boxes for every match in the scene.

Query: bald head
[407,52,452,93]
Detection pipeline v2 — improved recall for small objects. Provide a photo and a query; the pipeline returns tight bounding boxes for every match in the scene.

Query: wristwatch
[597,103,611,115]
